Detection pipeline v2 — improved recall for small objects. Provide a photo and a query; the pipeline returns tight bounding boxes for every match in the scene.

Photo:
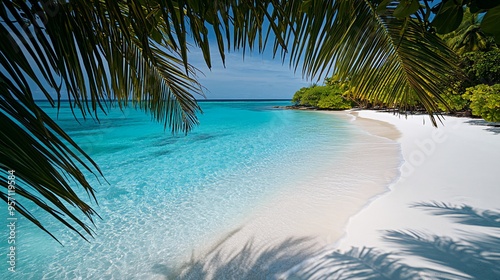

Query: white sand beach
[176,110,500,279]
[283,110,500,279]
[339,110,500,247]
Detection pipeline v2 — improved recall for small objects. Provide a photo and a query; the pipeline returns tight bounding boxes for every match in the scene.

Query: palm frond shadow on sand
[465,120,500,135]
[151,203,499,279]
[286,202,500,280]
[151,228,320,280]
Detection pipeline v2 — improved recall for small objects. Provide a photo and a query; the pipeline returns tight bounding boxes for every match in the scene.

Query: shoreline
[283,110,500,279]
[175,110,403,279]
[340,110,500,243]
[174,108,500,279]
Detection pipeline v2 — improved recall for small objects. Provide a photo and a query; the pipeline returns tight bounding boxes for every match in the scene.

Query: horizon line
[34,98,292,102]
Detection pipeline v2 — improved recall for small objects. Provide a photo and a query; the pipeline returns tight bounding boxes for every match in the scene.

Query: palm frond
[39,0,204,129]
[0,92,101,243]
[146,0,290,69]
[0,0,209,240]
[282,0,462,125]
[0,0,305,241]
[0,0,471,241]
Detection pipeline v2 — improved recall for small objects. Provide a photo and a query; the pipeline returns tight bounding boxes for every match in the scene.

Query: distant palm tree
[0,0,466,241]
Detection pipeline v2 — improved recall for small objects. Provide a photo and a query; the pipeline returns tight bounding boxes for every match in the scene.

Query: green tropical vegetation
[292,5,500,123]
[462,49,500,85]
[464,84,500,122]
[291,83,354,110]
[1,0,500,240]
[438,46,500,121]
[440,8,493,55]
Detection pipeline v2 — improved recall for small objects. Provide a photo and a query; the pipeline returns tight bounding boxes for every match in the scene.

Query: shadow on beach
[152,202,500,279]
[150,228,321,280]
[284,202,500,280]
[466,119,500,135]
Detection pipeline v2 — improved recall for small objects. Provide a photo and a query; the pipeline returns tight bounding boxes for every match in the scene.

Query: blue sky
[26,48,311,101]
[188,47,311,100]
[5,4,312,101]
[27,46,312,101]
[23,24,317,101]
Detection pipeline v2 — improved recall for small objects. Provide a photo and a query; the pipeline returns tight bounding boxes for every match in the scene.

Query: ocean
[2,100,382,279]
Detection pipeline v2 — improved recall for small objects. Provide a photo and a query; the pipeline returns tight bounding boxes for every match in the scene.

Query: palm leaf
[0,0,296,240]
[282,0,462,125]
[39,1,204,128]
[0,0,205,241]
[440,9,492,55]
[0,0,468,241]
[0,90,101,243]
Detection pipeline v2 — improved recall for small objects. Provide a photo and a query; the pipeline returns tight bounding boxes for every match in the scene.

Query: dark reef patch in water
[153,150,172,157]
[190,133,216,141]
[151,137,180,147]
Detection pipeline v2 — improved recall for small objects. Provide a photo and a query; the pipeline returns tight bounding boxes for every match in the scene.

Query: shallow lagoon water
[2,101,364,279]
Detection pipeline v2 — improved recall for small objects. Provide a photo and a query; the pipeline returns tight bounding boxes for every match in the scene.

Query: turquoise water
[2,101,359,279]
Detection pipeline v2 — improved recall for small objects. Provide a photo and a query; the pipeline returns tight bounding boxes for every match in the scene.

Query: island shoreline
[282,109,500,279]
[175,109,404,279]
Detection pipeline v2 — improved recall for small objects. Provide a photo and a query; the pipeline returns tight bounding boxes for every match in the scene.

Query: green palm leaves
[285,0,461,125]
[0,0,203,241]
[0,0,471,241]
[441,9,492,55]
[0,0,292,241]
